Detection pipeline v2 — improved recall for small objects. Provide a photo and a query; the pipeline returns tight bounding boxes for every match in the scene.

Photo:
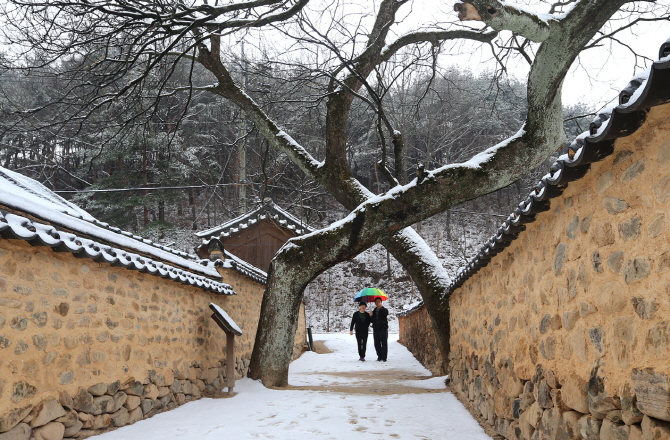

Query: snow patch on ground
[289,333,431,387]
[93,333,491,440]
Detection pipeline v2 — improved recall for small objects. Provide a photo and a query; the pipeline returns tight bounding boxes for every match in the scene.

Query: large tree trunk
[381,230,452,372]
[249,234,330,385]
[249,264,312,386]
[246,0,628,387]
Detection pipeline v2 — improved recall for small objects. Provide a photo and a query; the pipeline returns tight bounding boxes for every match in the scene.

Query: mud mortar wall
[0,238,305,439]
[398,306,443,375]
[403,103,670,439]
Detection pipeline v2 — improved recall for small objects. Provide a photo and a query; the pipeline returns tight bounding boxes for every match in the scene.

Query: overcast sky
[394,0,670,109]
[235,0,669,111]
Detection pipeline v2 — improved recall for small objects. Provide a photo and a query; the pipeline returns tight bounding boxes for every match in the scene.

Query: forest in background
[0,53,593,329]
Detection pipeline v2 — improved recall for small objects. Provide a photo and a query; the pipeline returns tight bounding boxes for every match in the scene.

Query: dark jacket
[371,306,389,331]
[350,311,371,334]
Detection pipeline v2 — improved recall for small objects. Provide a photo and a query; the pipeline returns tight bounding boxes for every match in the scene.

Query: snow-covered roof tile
[0,166,234,295]
[396,300,424,317]
[209,303,243,336]
[0,167,95,221]
[0,210,234,295]
[195,199,314,239]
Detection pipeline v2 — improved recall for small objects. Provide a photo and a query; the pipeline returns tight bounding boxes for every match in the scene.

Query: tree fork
[244,0,633,387]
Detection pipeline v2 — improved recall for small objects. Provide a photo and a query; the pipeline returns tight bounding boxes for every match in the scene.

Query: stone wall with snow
[397,305,444,375]
[401,64,670,438]
[0,160,308,438]
[0,238,303,439]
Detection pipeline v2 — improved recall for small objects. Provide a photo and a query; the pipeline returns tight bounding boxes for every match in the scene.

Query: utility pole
[238,42,248,214]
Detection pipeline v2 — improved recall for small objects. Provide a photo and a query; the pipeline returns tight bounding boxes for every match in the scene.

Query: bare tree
[0,0,667,387]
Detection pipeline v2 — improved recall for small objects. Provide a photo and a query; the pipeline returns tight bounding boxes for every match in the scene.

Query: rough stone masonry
[402,101,670,439]
[0,237,306,440]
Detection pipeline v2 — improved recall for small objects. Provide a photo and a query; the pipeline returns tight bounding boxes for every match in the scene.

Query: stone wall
[0,237,306,439]
[397,306,443,375]
[403,103,670,440]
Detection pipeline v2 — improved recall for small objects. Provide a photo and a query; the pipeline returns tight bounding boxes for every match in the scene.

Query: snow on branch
[283,124,530,260]
[396,228,452,289]
[454,0,553,42]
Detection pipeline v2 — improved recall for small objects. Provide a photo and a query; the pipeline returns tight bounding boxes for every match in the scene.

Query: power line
[53,182,329,196]
[53,184,504,217]
[54,183,242,193]
[446,209,508,218]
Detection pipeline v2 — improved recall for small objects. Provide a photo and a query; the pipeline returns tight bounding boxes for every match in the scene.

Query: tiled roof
[194,249,268,285]
[398,37,670,317]
[0,166,235,295]
[0,211,234,295]
[195,199,314,239]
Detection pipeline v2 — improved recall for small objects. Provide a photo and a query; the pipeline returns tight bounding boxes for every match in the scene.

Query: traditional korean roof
[398,36,670,317]
[0,167,235,295]
[195,199,314,239]
[195,248,268,285]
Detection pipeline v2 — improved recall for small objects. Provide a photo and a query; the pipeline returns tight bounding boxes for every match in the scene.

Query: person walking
[349,302,371,361]
[370,297,389,361]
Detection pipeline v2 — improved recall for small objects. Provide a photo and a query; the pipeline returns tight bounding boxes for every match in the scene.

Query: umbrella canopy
[354,287,388,303]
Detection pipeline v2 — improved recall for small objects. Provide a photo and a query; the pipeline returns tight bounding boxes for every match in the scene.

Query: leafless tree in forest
[0,0,668,386]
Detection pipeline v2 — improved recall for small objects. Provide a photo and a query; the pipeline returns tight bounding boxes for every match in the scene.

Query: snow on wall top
[195,199,314,239]
[0,167,95,221]
[399,36,670,318]
[0,211,235,295]
[0,165,235,294]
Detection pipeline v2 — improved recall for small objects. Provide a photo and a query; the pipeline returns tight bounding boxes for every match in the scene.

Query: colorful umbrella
[354,287,388,303]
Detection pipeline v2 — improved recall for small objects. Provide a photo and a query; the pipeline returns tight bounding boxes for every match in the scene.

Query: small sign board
[209,303,242,336]
[209,303,241,395]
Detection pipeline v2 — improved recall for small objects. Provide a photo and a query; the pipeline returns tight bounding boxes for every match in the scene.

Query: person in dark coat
[349,302,371,361]
[370,297,389,361]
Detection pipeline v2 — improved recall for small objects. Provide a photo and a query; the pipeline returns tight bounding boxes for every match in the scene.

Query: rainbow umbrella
[354,287,388,303]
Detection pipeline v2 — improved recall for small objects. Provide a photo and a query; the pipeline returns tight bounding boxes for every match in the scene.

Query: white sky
[392,0,669,108]
[235,0,669,109]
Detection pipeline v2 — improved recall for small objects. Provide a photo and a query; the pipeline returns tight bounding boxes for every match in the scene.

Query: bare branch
[380,29,497,63]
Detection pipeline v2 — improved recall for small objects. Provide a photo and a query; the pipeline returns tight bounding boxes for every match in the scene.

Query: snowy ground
[95,334,491,440]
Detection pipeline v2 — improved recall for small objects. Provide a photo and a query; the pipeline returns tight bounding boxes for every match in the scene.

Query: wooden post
[226,331,235,395]
[209,303,243,396]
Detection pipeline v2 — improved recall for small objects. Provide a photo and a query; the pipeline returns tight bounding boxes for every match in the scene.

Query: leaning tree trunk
[249,258,313,386]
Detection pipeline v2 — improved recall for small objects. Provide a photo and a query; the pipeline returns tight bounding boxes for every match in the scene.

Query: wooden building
[195,199,313,272]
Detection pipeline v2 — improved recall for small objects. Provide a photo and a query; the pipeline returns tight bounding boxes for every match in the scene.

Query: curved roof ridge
[195,199,314,239]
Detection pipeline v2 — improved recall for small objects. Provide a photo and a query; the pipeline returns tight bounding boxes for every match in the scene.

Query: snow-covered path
[95,334,491,439]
